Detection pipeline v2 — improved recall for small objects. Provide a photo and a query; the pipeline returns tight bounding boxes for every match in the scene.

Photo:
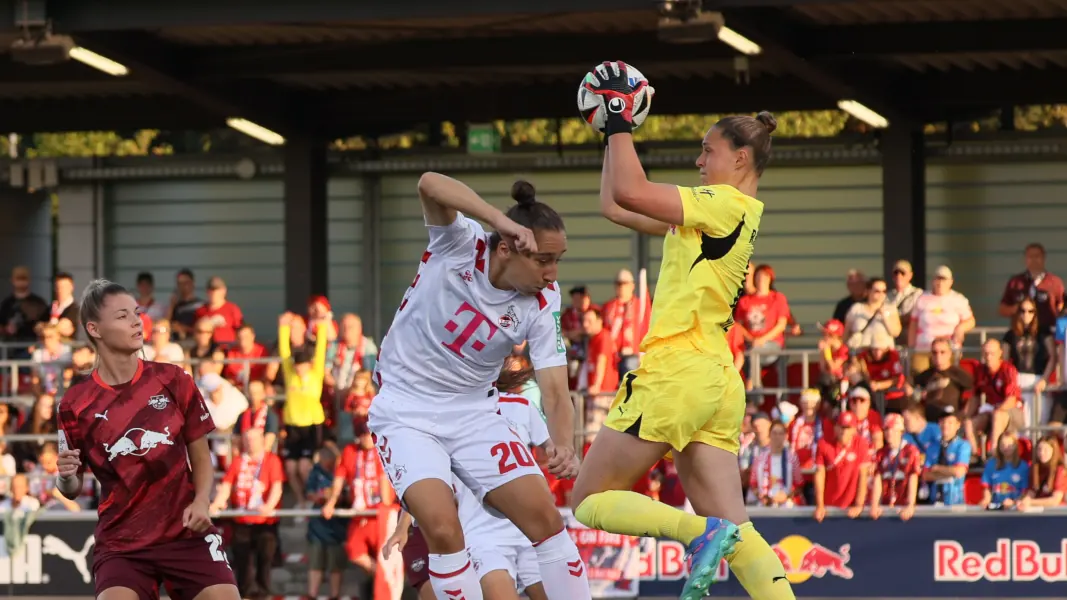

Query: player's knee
[524,501,566,541]
[419,517,466,553]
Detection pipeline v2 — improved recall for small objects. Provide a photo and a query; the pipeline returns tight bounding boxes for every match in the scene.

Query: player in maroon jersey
[55,279,238,600]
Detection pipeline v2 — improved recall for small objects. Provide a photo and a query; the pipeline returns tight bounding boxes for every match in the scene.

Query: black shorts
[283,424,321,460]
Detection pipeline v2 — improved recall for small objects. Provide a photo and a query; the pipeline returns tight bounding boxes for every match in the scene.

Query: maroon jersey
[875,443,921,507]
[57,360,217,559]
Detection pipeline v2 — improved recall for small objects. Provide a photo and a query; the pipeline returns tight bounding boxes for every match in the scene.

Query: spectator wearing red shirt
[998,243,1065,333]
[580,308,619,399]
[847,385,884,454]
[307,295,339,343]
[870,414,920,521]
[734,264,790,359]
[749,422,803,507]
[343,370,376,431]
[323,424,396,577]
[726,323,746,376]
[561,285,597,344]
[859,333,908,413]
[601,268,651,374]
[210,428,284,598]
[225,324,272,386]
[814,411,870,521]
[972,338,1022,452]
[1020,435,1067,508]
[194,276,244,345]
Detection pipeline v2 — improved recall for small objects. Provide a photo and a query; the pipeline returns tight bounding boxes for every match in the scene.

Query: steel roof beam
[806,19,1067,58]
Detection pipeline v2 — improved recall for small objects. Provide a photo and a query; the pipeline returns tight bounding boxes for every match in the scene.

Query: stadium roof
[3,0,1067,134]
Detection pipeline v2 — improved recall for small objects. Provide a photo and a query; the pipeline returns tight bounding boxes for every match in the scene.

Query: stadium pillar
[361,173,383,341]
[881,124,927,285]
[283,134,328,312]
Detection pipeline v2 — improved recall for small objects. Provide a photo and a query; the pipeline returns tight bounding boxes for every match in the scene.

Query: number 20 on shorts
[491,441,535,474]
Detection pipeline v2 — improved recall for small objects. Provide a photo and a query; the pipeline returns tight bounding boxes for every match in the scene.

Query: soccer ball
[577,62,654,131]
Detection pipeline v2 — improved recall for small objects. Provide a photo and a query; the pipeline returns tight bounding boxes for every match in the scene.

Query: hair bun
[755,111,778,134]
[511,180,537,205]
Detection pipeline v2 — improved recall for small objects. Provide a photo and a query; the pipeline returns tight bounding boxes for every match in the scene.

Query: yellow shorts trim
[602,339,745,455]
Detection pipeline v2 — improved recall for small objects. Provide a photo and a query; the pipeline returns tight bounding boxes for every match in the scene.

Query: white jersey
[456,393,549,547]
[376,213,567,412]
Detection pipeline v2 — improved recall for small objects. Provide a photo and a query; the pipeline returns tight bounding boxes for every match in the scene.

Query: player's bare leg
[484,475,592,599]
[479,569,522,600]
[417,581,436,600]
[675,442,795,600]
[97,586,139,600]
[190,583,241,600]
[571,427,740,600]
[404,478,484,600]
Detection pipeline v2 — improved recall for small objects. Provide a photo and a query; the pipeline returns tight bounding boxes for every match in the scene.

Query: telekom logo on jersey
[442,301,499,357]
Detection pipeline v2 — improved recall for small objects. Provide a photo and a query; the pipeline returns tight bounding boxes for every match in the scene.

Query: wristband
[604,110,633,137]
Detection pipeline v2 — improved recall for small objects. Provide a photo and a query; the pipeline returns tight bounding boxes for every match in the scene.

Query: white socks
[532,529,592,599]
[429,549,483,600]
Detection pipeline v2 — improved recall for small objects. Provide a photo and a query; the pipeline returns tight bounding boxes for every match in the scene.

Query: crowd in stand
[1,240,1066,597]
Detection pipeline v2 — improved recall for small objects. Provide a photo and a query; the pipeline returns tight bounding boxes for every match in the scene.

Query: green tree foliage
[6,106,1067,158]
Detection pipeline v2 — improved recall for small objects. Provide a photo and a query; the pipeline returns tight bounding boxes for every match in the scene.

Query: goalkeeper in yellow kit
[571,61,795,600]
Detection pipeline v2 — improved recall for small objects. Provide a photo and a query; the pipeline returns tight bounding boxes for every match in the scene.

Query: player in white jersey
[369,174,591,600]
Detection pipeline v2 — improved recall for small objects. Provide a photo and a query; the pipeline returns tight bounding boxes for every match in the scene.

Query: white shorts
[368,390,543,503]
[470,542,541,590]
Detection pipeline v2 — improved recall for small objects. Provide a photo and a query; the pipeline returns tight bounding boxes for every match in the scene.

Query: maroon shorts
[402,525,430,590]
[95,535,237,600]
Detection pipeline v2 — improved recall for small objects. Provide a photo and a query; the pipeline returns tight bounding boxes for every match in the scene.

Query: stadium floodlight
[718,27,761,56]
[838,100,889,129]
[69,46,128,76]
[226,118,286,146]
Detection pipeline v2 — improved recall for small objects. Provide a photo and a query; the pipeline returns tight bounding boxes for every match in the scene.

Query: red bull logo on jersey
[771,535,853,583]
[934,539,1067,582]
[104,426,174,461]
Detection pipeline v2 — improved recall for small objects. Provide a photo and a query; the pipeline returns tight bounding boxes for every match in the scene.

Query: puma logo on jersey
[690,217,745,272]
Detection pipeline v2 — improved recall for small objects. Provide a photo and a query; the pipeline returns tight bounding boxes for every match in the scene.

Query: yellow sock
[726,522,795,600]
[574,490,707,545]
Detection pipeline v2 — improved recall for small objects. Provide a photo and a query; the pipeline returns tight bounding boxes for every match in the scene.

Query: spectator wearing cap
[168,268,204,339]
[601,268,651,375]
[194,276,244,346]
[135,271,168,322]
[844,277,901,350]
[831,269,868,324]
[870,413,921,521]
[739,411,772,499]
[847,385,884,454]
[49,272,79,340]
[907,266,975,374]
[788,389,832,505]
[561,285,597,344]
[922,409,971,506]
[748,421,803,507]
[914,337,974,423]
[307,295,339,344]
[888,260,923,341]
[971,338,1022,452]
[857,331,908,413]
[998,243,1065,333]
[813,411,870,521]
[980,431,1028,509]
[734,264,791,372]
[817,319,849,398]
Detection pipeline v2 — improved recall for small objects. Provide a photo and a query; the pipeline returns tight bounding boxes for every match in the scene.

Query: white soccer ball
[577,61,654,132]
